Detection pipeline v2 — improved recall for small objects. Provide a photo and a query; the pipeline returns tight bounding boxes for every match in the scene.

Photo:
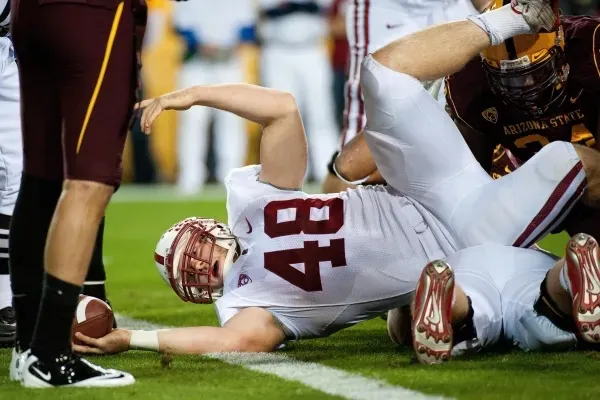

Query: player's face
[188,240,226,289]
[485,51,569,116]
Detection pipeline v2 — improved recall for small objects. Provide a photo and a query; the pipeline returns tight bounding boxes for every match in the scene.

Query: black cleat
[0,307,16,348]
[21,352,134,388]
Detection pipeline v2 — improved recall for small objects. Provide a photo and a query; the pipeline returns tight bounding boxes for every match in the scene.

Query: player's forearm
[128,327,270,355]
[372,20,490,82]
[187,84,298,128]
[334,132,378,183]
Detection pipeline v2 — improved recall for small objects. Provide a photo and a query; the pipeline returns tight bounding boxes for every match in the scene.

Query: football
[71,295,114,346]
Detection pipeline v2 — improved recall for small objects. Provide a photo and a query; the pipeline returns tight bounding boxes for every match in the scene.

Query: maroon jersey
[445,16,600,163]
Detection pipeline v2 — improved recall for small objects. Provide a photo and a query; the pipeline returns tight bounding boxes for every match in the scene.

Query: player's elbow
[278,92,299,118]
[264,92,300,129]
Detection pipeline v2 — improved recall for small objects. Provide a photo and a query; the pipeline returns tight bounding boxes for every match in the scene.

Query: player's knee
[63,179,114,216]
[572,144,600,208]
[360,55,422,103]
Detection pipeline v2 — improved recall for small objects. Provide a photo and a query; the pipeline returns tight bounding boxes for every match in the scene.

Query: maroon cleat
[411,260,455,364]
[565,233,600,343]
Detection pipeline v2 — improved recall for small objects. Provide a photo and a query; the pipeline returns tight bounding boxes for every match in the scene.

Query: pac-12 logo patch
[482,107,498,124]
[238,274,252,287]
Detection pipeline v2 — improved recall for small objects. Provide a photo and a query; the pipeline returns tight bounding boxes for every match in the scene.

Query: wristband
[129,330,160,351]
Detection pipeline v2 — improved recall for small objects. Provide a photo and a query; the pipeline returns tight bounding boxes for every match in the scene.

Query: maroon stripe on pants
[355,0,369,136]
[521,178,587,249]
[341,0,369,147]
[513,162,584,247]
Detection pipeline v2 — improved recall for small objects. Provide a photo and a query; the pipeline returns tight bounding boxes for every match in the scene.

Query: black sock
[453,297,478,345]
[30,273,81,360]
[9,175,62,351]
[82,217,107,301]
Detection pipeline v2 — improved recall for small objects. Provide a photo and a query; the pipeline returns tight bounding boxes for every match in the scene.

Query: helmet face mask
[479,1,568,117]
[155,217,239,304]
[482,46,570,117]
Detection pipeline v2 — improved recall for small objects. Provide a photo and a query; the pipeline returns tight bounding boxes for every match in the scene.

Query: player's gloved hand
[513,0,560,32]
[72,329,131,355]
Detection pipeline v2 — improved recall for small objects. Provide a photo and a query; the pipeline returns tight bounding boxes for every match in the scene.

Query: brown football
[71,295,114,346]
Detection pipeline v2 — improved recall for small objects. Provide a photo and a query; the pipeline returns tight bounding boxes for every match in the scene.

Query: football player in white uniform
[71,0,600,357]
[373,0,600,364]
[388,234,600,364]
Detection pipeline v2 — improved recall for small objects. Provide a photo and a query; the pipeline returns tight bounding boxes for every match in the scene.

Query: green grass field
[0,188,597,400]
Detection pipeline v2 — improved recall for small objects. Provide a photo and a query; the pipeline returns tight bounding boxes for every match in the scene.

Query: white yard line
[115,313,449,400]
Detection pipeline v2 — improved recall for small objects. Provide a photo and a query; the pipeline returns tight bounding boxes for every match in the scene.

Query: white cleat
[9,348,29,382]
[412,260,455,364]
[21,352,135,388]
[565,233,600,343]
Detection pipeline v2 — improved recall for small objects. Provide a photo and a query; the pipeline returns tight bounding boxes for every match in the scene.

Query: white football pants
[0,37,22,216]
[177,57,247,193]
[447,244,577,355]
[0,36,21,309]
[260,45,339,182]
[361,55,586,251]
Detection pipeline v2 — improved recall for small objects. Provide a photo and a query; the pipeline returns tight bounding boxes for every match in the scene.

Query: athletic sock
[30,273,81,360]
[9,175,62,351]
[467,4,531,46]
[83,217,107,301]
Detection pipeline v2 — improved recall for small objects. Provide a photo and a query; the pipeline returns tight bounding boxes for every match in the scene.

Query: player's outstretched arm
[137,84,307,190]
[372,1,556,82]
[73,307,286,355]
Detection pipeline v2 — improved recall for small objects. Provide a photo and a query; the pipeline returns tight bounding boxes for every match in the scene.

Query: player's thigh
[44,1,138,186]
[9,14,63,181]
[446,245,503,352]
[360,55,490,210]
[452,141,585,248]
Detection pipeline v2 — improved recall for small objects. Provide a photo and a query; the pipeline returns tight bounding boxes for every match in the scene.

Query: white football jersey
[214,165,455,339]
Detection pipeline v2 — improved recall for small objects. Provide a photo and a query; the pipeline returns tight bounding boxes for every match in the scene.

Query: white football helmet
[154,217,239,304]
